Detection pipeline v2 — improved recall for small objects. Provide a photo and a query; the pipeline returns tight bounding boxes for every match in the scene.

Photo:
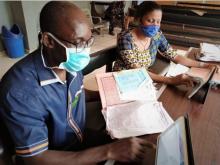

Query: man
[0,1,153,164]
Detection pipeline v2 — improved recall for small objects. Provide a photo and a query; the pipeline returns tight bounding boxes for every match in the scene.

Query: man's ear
[41,33,55,48]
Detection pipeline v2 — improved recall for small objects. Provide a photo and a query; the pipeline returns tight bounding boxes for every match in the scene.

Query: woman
[113,1,214,86]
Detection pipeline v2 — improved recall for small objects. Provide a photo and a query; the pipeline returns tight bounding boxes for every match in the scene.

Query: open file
[96,69,173,139]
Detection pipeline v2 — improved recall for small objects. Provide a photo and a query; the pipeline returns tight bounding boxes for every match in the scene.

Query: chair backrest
[82,47,117,75]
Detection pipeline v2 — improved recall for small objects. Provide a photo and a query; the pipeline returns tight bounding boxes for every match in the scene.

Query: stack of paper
[102,101,174,139]
[199,43,220,62]
[96,68,174,139]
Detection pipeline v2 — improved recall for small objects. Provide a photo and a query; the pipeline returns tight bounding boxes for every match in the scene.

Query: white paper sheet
[166,64,189,77]
[103,101,174,139]
[118,80,157,101]
[199,43,220,62]
[113,68,157,101]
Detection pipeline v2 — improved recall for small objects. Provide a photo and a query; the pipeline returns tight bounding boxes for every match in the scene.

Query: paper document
[113,68,152,93]
[96,69,173,139]
[166,64,189,77]
[118,81,157,101]
[113,68,157,101]
[199,43,220,62]
[102,101,174,139]
[96,73,129,108]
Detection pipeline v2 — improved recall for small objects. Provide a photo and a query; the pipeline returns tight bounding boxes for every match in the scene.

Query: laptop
[155,115,194,165]
[105,116,194,165]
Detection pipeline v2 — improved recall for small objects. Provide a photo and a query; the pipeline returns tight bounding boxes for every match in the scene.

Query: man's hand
[107,137,156,162]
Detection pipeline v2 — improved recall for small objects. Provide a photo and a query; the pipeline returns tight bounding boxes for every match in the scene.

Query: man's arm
[23,145,108,165]
[23,137,155,165]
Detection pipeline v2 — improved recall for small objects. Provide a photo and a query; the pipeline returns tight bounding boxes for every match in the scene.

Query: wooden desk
[116,47,220,165]
[154,48,220,165]
[115,84,204,165]
[120,84,219,165]
[189,87,220,165]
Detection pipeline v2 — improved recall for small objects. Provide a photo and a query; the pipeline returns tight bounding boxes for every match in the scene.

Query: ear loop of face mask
[39,32,54,69]
[40,32,74,69]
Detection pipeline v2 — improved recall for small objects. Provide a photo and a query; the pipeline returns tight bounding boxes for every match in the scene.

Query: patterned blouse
[113,30,177,71]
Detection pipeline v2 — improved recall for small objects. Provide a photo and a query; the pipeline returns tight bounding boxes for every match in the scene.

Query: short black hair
[39,1,75,33]
[136,1,162,19]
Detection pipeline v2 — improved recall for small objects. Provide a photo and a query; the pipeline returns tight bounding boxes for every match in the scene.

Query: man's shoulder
[0,49,41,97]
[15,49,40,69]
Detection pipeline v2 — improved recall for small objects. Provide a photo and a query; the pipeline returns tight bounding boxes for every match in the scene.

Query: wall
[21,1,49,51]
[0,1,13,51]
[21,1,91,52]
[0,1,131,52]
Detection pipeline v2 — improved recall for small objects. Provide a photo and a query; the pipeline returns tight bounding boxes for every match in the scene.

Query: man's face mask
[140,25,160,37]
[45,33,91,73]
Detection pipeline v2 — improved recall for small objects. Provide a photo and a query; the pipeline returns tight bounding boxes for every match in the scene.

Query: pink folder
[96,72,129,109]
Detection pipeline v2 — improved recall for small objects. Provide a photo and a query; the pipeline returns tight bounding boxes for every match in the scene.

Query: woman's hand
[167,74,194,87]
[198,62,219,73]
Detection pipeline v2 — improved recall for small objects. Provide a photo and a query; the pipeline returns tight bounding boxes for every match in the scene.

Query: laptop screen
[156,116,191,165]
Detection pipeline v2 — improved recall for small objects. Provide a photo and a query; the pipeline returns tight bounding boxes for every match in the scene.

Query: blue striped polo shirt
[0,49,86,157]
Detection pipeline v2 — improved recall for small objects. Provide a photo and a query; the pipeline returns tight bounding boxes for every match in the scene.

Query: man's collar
[33,49,76,87]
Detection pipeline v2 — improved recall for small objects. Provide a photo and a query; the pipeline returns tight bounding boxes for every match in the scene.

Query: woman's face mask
[140,10,162,37]
[44,33,91,73]
[140,25,160,37]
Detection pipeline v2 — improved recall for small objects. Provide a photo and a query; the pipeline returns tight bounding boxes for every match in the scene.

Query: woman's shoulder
[118,30,132,41]
[117,30,133,50]
[152,30,165,41]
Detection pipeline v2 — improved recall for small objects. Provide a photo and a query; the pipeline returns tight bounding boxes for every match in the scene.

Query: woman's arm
[172,55,217,70]
[157,32,216,69]
[172,55,201,67]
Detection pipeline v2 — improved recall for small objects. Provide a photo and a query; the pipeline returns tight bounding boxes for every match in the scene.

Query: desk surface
[115,47,220,165]
[156,47,220,165]
[162,47,220,165]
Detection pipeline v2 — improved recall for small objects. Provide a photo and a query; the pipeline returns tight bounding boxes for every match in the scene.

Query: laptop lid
[155,116,194,165]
